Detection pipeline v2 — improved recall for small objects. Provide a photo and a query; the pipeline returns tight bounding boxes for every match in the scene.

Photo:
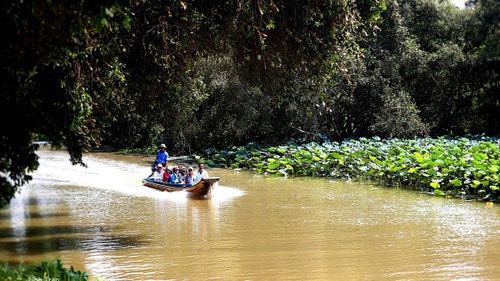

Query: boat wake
[30,149,243,202]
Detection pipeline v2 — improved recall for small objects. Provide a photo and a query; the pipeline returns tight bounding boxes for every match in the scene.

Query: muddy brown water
[1,148,499,280]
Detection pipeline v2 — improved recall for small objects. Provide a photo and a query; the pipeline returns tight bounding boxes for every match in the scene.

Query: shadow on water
[18,197,65,206]
[0,211,68,220]
[0,225,147,264]
[0,225,117,239]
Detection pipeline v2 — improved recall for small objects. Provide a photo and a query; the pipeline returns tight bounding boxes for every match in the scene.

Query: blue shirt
[156,150,169,165]
[168,173,181,183]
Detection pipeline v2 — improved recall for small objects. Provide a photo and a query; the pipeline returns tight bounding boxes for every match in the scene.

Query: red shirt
[162,171,171,182]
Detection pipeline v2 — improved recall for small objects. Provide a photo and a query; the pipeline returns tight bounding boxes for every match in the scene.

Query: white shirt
[194,169,209,183]
[152,170,164,182]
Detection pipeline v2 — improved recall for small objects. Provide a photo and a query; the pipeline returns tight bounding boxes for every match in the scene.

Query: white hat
[157,164,163,168]
[159,144,166,148]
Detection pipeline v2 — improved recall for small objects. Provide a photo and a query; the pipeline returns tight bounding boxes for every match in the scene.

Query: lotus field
[197,137,500,201]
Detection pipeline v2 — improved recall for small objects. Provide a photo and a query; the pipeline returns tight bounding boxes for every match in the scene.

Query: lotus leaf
[197,136,499,199]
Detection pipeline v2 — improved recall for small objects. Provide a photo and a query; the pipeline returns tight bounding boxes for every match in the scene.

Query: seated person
[168,166,183,183]
[194,163,209,183]
[184,167,196,185]
[151,164,165,182]
[180,167,187,179]
[162,168,172,183]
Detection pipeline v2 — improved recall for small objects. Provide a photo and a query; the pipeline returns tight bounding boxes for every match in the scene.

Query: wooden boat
[142,177,220,197]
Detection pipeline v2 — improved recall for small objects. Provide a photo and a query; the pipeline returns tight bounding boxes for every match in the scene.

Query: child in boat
[152,164,165,182]
[168,166,183,183]
[162,168,172,183]
[180,167,187,179]
[184,167,195,185]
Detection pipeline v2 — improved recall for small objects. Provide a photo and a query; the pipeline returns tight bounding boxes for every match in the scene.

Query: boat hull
[142,177,220,197]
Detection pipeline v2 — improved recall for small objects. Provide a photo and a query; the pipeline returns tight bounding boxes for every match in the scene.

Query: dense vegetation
[1,0,498,206]
[195,136,500,201]
[0,259,95,281]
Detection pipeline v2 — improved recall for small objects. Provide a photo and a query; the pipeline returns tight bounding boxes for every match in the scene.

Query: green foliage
[321,0,430,139]
[0,0,131,207]
[197,136,500,199]
[0,260,97,281]
[329,0,499,139]
[116,0,387,150]
[370,90,429,138]
[396,0,499,135]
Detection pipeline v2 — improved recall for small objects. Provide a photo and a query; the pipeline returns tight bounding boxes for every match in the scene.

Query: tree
[319,0,429,139]
[0,1,131,207]
[462,0,500,134]
[401,0,499,135]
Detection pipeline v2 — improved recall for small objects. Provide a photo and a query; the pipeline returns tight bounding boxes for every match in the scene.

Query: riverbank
[0,259,99,281]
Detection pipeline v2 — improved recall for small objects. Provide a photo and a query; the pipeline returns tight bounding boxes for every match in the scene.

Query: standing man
[154,143,169,169]
[194,163,209,183]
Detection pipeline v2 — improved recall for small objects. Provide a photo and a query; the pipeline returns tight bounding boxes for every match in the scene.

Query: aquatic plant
[196,136,500,200]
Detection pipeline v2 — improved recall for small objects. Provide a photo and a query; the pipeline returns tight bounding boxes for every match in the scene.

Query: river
[1,148,499,280]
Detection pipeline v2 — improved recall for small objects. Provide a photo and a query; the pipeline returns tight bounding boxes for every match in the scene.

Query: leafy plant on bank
[0,259,100,281]
[196,136,500,200]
